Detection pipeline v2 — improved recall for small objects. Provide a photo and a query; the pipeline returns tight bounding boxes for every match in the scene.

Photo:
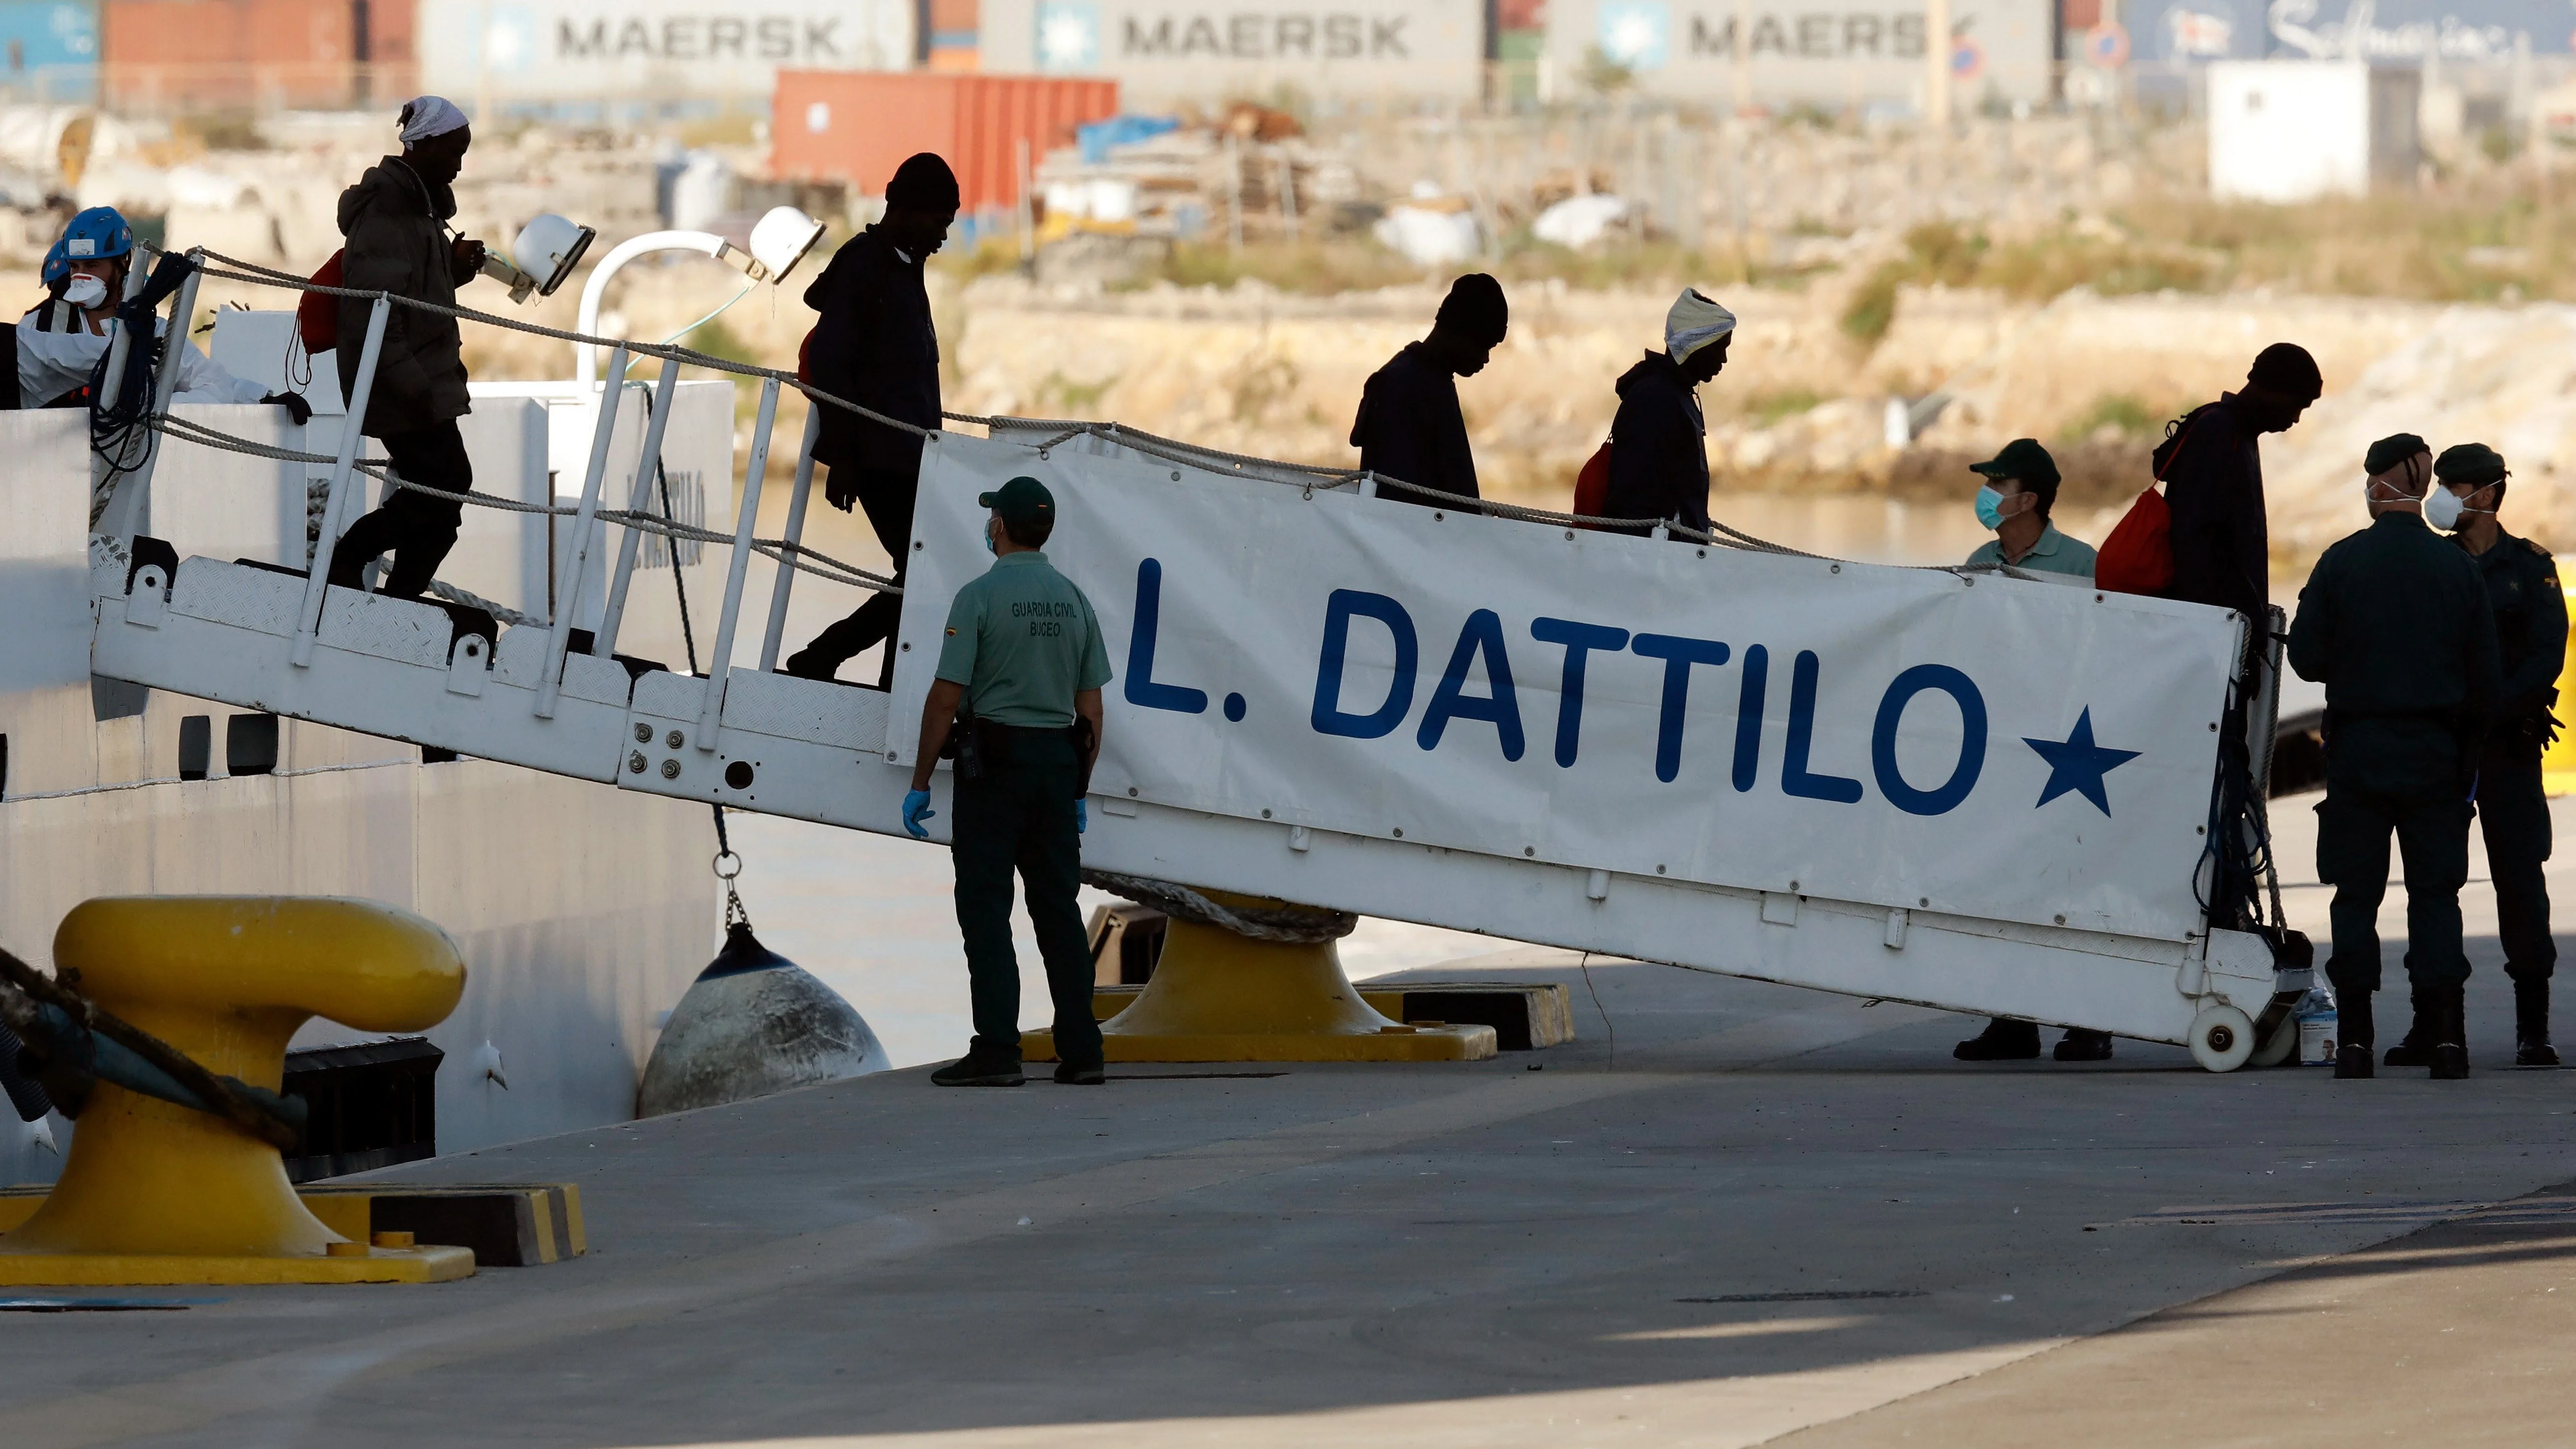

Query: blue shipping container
[0,2,95,103]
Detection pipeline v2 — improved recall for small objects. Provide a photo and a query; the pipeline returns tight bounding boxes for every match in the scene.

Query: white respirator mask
[2423,485,2466,532]
[61,274,108,309]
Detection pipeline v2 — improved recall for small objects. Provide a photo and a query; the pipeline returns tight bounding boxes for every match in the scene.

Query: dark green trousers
[950,726,1103,1068]
[2474,742,2556,984]
[2316,786,2474,992]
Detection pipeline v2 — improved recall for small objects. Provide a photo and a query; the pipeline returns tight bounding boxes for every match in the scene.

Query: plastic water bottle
[2297,987,2338,1066]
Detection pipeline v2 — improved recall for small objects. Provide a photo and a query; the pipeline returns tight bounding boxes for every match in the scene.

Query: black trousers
[2317,785,2475,994]
[950,726,1102,1068]
[327,420,474,599]
[2475,742,2556,984]
[786,466,912,686]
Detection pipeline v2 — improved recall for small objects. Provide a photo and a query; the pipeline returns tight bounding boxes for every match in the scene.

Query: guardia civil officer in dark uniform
[903,477,1113,1087]
[2381,443,2566,1068]
[2288,434,2501,1080]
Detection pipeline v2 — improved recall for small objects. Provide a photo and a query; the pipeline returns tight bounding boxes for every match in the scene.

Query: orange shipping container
[773,70,1118,214]
[104,0,416,112]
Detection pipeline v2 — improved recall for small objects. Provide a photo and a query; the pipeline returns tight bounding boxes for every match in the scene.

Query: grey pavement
[9,794,2576,1447]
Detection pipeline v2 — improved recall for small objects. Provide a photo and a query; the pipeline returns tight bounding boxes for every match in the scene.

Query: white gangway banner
[894,433,2245,945]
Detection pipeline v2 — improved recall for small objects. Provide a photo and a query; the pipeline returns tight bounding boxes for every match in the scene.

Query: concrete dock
[10,791,2576,1448]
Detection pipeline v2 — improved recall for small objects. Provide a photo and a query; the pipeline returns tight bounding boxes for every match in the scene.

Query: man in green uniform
[1951,438,2114,1063]
[2288,434,2501,1080]
[903,476,1113,1087]
[2380,443,2565,1067]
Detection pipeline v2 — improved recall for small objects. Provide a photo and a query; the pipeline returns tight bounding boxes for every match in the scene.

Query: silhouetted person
[2158,342,2321,640]
[327,97,490,599]
[783,152,961,686]
[1350,273,1507,508]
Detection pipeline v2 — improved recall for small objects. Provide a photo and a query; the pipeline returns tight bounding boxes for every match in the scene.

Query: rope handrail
[148,413,901,595]
[160,244,1851,562]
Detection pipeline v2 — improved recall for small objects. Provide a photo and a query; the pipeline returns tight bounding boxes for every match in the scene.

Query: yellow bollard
[1024,889,1496,1064]
[0,897,474,1285]
[2548,559,2576,797]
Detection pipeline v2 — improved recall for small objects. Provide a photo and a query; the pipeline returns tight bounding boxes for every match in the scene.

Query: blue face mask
[984,521,999,555]
[1973,484,2008,531]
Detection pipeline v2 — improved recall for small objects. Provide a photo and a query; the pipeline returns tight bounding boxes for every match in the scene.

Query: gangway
[87,250,2306,1071]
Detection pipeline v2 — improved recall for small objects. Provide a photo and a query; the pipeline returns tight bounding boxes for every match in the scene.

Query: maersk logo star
[2022,708,2140,816]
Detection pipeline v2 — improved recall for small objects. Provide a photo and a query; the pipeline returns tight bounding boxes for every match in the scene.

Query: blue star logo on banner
[2022,708,2141,816]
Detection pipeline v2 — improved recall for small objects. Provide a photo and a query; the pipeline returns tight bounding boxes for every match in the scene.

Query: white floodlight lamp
[482,212,597,303]
[571,207,824,383]
[739,205,827,284]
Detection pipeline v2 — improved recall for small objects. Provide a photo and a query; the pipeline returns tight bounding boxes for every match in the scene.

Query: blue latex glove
[1075,798,1088,835]
[902,788,935,839]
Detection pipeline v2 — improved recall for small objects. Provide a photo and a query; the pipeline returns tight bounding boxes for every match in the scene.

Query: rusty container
[772,69,1119,212]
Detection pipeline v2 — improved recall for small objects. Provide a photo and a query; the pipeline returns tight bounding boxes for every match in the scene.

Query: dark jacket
[2155,396,2267,622]
[336,156,469,439]
[1602,351,1710,534]
[1350,342,1476,506]
[2289,510,2501,797]
[803,227,940,478]
[2465,528,2568,740]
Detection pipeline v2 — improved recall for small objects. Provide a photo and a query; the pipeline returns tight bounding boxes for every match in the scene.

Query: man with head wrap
[2380,442,2565,1068]
[1600,288,1733,537]
[1349,273,1507,508]
[784,152,962,687]
[2288,433,2500,1080]
[325,96,492,598]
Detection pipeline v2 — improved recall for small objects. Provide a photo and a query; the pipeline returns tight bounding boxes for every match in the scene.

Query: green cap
[1968,438,2059,488]
[2434,442,2506,487]
[978,475,1055,533]
[2364,433,2429,476]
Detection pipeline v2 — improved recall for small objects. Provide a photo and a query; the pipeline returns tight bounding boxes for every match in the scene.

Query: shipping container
[102,0,413,113]
[419,0,911,108]
[0,1,98,104]
[977,0,1486,105]
[773,70,1118,212]
[1543,0,2051,109]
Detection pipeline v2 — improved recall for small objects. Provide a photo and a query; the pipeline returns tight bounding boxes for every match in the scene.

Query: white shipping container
[420,0,913,105]
[978,0,1484,105]
[2208,61,2419,203]
[1542,0,2051,109]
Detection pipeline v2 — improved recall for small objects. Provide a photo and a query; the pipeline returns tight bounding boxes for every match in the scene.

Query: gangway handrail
[155,243,1836,563]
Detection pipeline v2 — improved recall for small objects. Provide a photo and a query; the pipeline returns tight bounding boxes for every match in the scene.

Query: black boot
[1953,1018,2041,1061]
[2054,1028,2114,1061]
[2382,986,2435,1067]
[2516,979,2560,1067]
[2430,984,2470,1080]
[2332,976,2375,1079]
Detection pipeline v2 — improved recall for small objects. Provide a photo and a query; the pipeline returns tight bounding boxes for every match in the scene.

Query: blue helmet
[38,236,68,285]
[54,207,133,273]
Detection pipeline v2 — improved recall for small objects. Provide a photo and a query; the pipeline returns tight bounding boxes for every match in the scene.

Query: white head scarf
[1666,288,1737,366]
[397,96,469,145]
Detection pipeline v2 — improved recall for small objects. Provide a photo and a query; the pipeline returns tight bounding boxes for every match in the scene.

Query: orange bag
[1570,434,1612,527]
[2094,408,2211,597]
[298,249,344,353]
[2092,487,2172,596]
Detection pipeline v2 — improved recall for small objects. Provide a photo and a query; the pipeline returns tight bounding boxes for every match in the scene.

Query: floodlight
[482,212,598,303]
[731,206,826,284]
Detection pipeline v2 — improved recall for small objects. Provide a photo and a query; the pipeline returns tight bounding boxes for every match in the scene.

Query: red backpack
[1570,433,1612,527]
[298,249,344,353]
[2094,409,2209,596]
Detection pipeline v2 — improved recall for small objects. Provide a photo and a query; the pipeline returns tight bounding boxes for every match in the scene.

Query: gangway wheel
[2187,1003,2256,1073]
